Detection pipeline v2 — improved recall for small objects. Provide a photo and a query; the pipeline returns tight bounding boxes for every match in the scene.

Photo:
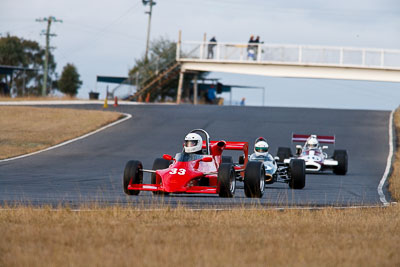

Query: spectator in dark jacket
[207,36,217,59]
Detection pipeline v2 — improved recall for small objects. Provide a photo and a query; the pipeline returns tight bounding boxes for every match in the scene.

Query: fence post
[193,73,198,105]
[340,48,344,65]
[298,46,302,63]
[362,49,366,66]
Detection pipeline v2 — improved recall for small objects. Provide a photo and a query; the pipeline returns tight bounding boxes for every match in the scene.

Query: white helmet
[254,137,269,156]
[184,133,203,153]
[306,135,319,149]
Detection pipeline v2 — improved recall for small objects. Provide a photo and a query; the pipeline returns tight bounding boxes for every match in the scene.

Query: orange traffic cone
[114,96,118,107]
[145,93,150,103]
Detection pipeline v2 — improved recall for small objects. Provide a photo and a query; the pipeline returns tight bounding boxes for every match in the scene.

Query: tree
[58,64,82,96]
[0,34,56,96]
[129,36,208,102]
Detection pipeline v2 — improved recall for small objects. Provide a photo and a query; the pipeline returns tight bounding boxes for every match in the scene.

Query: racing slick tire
[244,161,265,198]
[333,150,348,175]
[222,156,233,164]
[218,163,236,198]
[277,147,292,162]
[123,160,143,195]
[151,158,171,195]
[288,159,306,189]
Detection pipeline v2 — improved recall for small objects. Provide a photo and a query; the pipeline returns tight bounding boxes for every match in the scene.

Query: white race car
[277,134,348,175]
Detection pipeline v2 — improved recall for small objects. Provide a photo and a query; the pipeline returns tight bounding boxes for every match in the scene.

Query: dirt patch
[0,106,122,159]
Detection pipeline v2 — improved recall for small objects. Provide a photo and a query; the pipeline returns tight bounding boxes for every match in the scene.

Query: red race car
[123,129,264,198]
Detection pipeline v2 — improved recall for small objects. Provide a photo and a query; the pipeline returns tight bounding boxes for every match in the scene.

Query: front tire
[277,147,292,162]
[244,161,265,198]
[151,158,170,195]
[333,150,348,175]
[123,160,143,195]
[288,159,305,189]
[218,163,236,198]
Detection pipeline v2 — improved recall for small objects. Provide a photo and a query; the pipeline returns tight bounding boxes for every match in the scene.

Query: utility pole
[36,16,62,96]
[142,0,156,61]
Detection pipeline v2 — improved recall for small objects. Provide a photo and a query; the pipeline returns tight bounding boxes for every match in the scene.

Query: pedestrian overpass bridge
[175,40,400,104]
[177,41,400,82]
[123,38,400,104]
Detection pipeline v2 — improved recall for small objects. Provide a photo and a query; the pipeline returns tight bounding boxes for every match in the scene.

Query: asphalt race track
[0,104,392,208]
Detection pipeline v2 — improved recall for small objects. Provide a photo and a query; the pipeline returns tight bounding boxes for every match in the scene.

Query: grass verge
[0,96,78,101]
[389,107,400,200]
[0,205,399,266]
[0,106,122,159]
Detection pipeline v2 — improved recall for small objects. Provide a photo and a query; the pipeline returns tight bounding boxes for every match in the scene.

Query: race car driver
[249,137,274,162]
[305,135,319,150]
[184,133,203,154]
[249,137,277,182]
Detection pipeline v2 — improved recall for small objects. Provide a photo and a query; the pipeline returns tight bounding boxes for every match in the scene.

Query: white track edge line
[0,113,132,163]
[378,110,394,206]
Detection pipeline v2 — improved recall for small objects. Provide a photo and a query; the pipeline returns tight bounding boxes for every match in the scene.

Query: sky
[1,0,400,110]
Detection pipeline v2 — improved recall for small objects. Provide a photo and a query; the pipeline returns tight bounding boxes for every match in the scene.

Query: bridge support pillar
[193,73,198,105]
[176,71,184,104]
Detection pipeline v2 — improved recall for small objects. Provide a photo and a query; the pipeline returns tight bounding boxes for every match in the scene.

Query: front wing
[128,184,218,194]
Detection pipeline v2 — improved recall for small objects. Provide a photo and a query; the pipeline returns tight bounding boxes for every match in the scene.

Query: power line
[36,16,63,96]
[60,2,141,58]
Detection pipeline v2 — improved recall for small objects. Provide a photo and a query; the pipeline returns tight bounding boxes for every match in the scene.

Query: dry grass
[0,205,399,267]
[0,96,78,101]
[0,106,122,159]
[389,107,400,200]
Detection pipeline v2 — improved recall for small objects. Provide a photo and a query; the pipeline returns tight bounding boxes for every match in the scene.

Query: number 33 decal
[169,168,186,175]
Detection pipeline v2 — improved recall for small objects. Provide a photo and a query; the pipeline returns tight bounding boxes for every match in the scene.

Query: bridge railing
[177,41,400,70]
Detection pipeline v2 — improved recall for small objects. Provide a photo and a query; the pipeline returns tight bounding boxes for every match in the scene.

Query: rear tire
[151,158,170,195]
[123,160,143,195]
[244,161,265,198]
[333,150,348,175]
[222,156,233,164]
[288,159,305,189]
[277,147,292,162]
[218,163,236,198]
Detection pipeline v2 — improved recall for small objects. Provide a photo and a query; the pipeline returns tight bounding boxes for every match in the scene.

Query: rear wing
[203,141,249,154]
[203,140,249,166]
[292,134,335,144]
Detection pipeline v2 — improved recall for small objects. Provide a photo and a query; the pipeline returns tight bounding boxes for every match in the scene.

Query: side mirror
[202,157,213,162]
[274,156,280,161]
[163,154,173,161]
[322,146,328,150]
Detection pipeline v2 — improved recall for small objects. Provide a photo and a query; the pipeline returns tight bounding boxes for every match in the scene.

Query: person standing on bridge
[247,35,256,60]
[253,36,261,60]
[207,36,217,59]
